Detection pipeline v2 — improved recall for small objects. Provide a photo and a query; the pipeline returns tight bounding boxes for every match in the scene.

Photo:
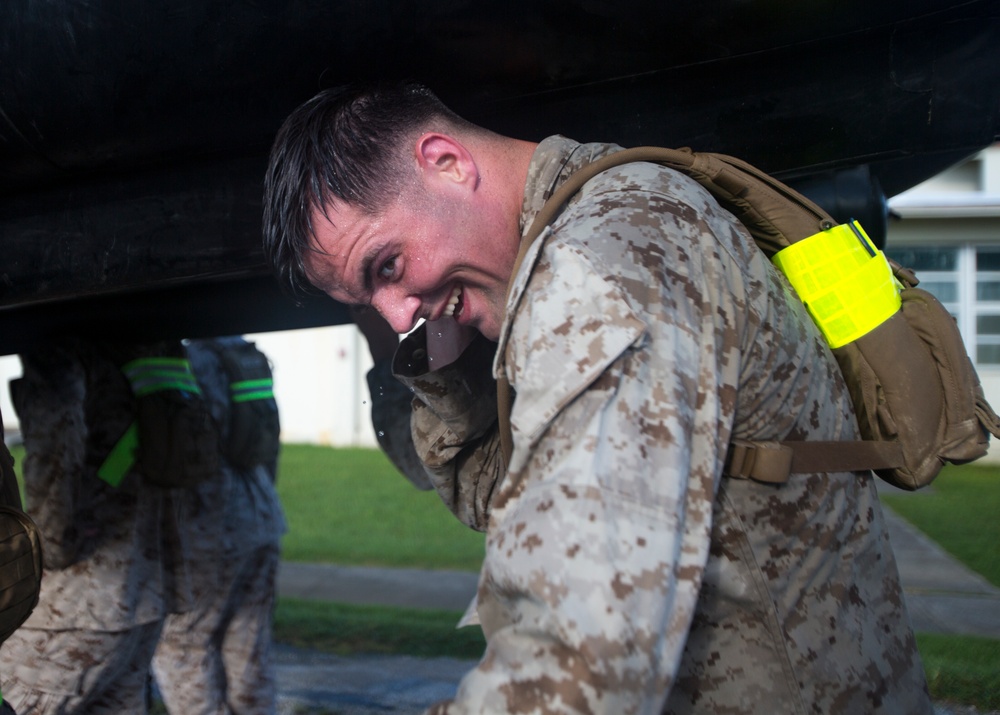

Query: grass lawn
[879,463,1000,710]
[275,443,485,570]
[274,598,486,660]
[916,632,1000,711]
[880,463,1000,588]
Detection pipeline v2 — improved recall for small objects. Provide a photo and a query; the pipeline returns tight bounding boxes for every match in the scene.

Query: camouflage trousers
[151,543,280,715]
[0,620,163,714]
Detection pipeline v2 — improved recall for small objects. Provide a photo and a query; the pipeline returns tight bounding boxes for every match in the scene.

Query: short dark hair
[262,82,470,297]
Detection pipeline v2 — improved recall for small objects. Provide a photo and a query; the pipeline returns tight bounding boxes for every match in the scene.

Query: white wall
[245,325,379,447]
[887,143,1000,462]
[0,355,20,440]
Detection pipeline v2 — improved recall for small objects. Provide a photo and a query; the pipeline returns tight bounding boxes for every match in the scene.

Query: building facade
[885,143,1000,460]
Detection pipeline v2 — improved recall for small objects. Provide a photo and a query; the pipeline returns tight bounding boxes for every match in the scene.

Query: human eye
[377,256,398,280]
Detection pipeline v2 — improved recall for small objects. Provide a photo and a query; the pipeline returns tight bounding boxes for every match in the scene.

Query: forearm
[425,367,707,714]
[394,326,506,531]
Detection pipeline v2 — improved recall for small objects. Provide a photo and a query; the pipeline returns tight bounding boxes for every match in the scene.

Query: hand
[350,306,400,362]
[425,316,477,370]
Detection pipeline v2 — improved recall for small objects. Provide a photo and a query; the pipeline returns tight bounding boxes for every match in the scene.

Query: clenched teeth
[443,285,462,317]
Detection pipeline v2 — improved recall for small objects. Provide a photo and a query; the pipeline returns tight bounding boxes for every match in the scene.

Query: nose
[371,291,421,334]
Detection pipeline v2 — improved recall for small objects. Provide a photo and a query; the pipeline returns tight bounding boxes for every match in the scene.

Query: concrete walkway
[277,561,478,612]
[276,508,1000,638]
[272,504,1000,714]
[883,507,1000,639]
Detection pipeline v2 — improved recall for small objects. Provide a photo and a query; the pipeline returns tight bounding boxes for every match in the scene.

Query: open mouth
[443,285,463,318]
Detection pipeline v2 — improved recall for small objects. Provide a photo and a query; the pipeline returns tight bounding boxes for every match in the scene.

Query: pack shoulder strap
[496,146,903,481]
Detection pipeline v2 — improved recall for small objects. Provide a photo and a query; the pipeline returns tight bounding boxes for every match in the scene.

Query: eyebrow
[360,245,382,297]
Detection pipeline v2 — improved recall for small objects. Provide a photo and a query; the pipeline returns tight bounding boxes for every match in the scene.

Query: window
[885,245,960,314]
[884,244,1000,367]
[976,247,1000,365]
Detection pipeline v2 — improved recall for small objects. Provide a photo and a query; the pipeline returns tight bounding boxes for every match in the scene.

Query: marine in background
[0,338,209,714]
[152,337,286,714]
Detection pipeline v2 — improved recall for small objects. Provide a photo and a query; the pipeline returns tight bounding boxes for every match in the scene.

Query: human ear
[415,133,478,189]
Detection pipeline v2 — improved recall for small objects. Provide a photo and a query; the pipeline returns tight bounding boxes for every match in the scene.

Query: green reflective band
[98,421,138,487]
[131,379,202,397]
[230,379,274,403]
[122,357,202,397]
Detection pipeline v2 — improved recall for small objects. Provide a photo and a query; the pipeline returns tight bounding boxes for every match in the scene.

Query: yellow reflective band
[772,221,901,348]
[97,421,138,488]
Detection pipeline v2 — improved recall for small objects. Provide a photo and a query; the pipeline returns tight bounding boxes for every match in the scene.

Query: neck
[480,137,538,229]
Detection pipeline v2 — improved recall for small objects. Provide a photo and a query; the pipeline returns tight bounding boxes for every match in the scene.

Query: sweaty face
[303,189,518,342]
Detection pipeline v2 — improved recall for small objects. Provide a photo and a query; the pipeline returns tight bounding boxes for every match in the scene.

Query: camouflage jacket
[11,339,192,630]
[393,136,932,714]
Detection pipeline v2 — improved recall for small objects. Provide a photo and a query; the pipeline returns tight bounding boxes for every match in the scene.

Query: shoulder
[505,241,647,435]
[553,158,764,290]
[571,160,721,231]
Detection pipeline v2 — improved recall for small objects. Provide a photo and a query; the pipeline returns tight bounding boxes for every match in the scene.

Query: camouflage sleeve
[12,347,88,569]
[393,326,505,532]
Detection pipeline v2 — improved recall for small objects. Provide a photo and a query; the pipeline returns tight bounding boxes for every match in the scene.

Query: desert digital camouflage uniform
[0,339,192,714]
[152,337,287,715]
[0,401,42,715]
[388,136,932,714]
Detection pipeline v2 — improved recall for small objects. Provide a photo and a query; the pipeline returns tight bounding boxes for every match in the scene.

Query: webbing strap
[122,357,201,397]
[230,378,274,403]
[97,421,138,487]
[724,439,905,483]
[497,146,820,464]
[496,146,906,479]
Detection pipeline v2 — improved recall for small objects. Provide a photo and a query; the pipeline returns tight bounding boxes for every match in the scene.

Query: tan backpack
[497,147,1000,490]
